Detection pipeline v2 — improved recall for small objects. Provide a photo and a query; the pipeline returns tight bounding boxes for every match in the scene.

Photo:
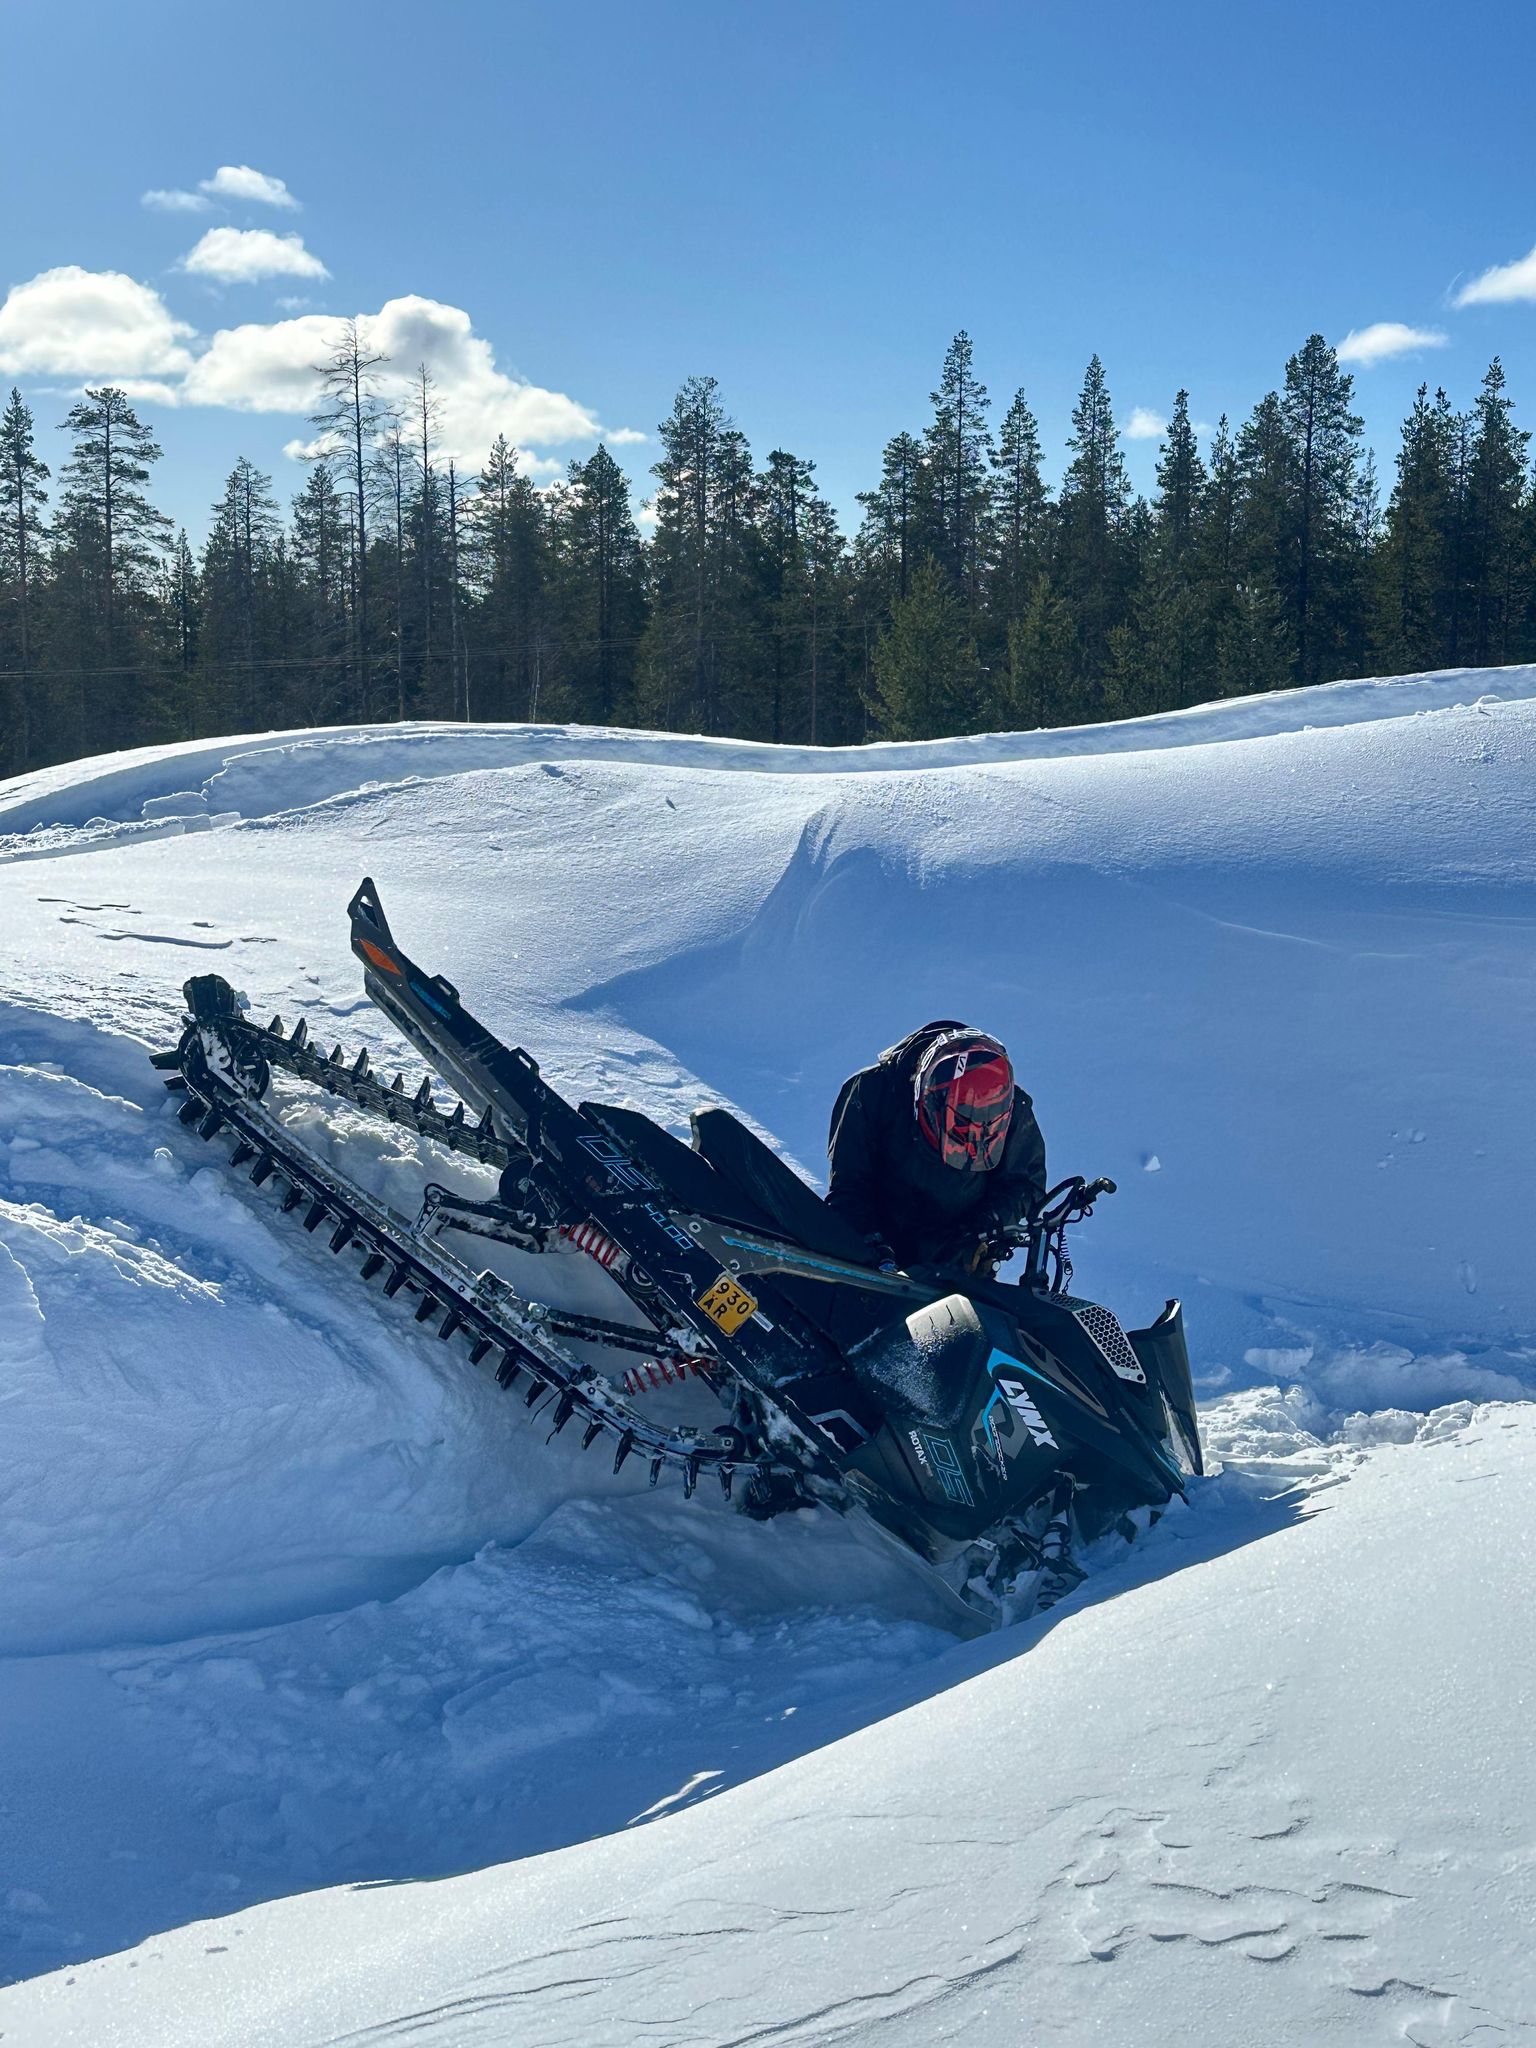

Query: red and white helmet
[913,1029,1014,1172]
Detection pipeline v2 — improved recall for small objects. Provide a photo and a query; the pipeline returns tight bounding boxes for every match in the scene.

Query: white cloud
[142,188,213,214]
[1453,245,1536,308]
[1336,321,1449,366]
[199,165,300,211]
[0,266,196,379]
[607,425,647,446]
[1125,406,1166,440]
[182,228,330,285]
[185,295,623,470]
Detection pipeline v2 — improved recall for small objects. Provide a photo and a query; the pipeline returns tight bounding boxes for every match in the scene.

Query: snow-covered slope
[0,665,1532,2042]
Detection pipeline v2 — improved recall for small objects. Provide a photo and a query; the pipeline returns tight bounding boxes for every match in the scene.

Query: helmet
[913,1029,1014,1172]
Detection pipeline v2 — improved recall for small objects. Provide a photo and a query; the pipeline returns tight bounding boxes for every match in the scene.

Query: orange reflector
[358,937,403,976]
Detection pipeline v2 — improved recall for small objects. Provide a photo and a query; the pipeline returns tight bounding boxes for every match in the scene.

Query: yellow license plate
[696,1273,758,1335]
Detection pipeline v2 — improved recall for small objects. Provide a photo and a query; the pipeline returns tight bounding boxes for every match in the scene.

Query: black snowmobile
[153,879,1203,1631]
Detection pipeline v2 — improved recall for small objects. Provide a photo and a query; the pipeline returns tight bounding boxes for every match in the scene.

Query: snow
[0,663,1532,2043]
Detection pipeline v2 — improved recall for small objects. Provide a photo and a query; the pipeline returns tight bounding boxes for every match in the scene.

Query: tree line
[3,321,1535,776]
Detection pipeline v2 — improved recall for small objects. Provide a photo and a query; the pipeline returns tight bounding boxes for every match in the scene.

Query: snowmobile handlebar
[1029,1175,1117,1232]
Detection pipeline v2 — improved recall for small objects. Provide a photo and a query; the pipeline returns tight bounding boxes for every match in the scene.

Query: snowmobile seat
[576,1101,777,1233]
[689,1105,877,1268]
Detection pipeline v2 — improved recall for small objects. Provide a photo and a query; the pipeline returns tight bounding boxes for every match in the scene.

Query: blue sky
[3,0,1535,540]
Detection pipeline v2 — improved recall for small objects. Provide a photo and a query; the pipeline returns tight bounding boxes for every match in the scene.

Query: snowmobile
[152,878,1203,1631]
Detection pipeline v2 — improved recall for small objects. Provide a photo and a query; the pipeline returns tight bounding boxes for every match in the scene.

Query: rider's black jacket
[825,1021,1048,1268]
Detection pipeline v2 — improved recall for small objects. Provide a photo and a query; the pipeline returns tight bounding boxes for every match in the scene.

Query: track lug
[162,1074,189,1093]
[291,1018,308,1050]
[329,1044,344,1066]
[437,1309,464,1342]
[280,1183,305,1213]
[495,1350,521,1388]
[383,1264,409,1297]
[329,1220,355,1253]
[719,1465,734,1501]
[582,1421,603,1451]
[413,1076,433,1110]
[390,1073,406,1095]
[351,1047,370,1079]
[523,1376,547,1406]
[250,1153,276,1185]
[449,1102,465,1128]
[268,1015,284,1036]
[359,1253,386,1281]
[197,1105,225,1139]
[613,1430,635,1474]
[413,1292,439,1323]
[550,1392,576,1435]
[302,1199,329,1232]
[229,1139,256,1167]
[468,1338,492,1366]
[682,1454,700,1500]
[477,1106,495,1132]
[177,1095,204,1125]
[648,1455,664,1488]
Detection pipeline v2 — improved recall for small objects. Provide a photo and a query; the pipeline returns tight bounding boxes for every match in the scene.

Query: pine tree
[1280,335,1365,682]
[52,386,173,750]
[855,431,924,607]
[869,555,983,738]
[1055,355,1133,696]
[759,447,816,741]
[310,319,389,717]
[0,386,49,768]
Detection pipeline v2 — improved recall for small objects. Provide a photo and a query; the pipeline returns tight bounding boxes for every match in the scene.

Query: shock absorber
[558,1219,629,1274]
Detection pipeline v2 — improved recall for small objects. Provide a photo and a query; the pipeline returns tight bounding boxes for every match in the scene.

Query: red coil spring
[558,1219,625,1269]
[620,1357,706,1396]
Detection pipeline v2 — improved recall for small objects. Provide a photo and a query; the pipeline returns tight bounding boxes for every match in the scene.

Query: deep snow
[0,665,1532,2043]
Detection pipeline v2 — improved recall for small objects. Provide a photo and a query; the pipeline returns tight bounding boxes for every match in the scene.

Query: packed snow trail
[0,664,1533,2035]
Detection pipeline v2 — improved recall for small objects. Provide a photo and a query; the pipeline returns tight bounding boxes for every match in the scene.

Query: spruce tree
[638,376,767,735]
[553,443,645,725]
[924,331,994,601]
[464,435,548,720]
[1004,575,1075,728]
[869,555,983,739]
[202,458,281,728]
[1465,359,1530,666]
[291,462,350,719]
[990,389,1050,632]
[1055,355,1133,697]
[1373,385,1454,672]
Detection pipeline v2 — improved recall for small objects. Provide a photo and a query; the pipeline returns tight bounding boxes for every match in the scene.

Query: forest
[2,324,1534,775]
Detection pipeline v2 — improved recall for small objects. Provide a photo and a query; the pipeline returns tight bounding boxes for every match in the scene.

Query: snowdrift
[0,664,1532,2040]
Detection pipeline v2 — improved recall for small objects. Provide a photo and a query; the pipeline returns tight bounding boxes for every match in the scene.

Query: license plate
[696,1272,758,1335]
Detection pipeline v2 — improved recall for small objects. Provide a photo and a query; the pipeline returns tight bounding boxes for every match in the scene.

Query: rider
[826,1022,1047,1272]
